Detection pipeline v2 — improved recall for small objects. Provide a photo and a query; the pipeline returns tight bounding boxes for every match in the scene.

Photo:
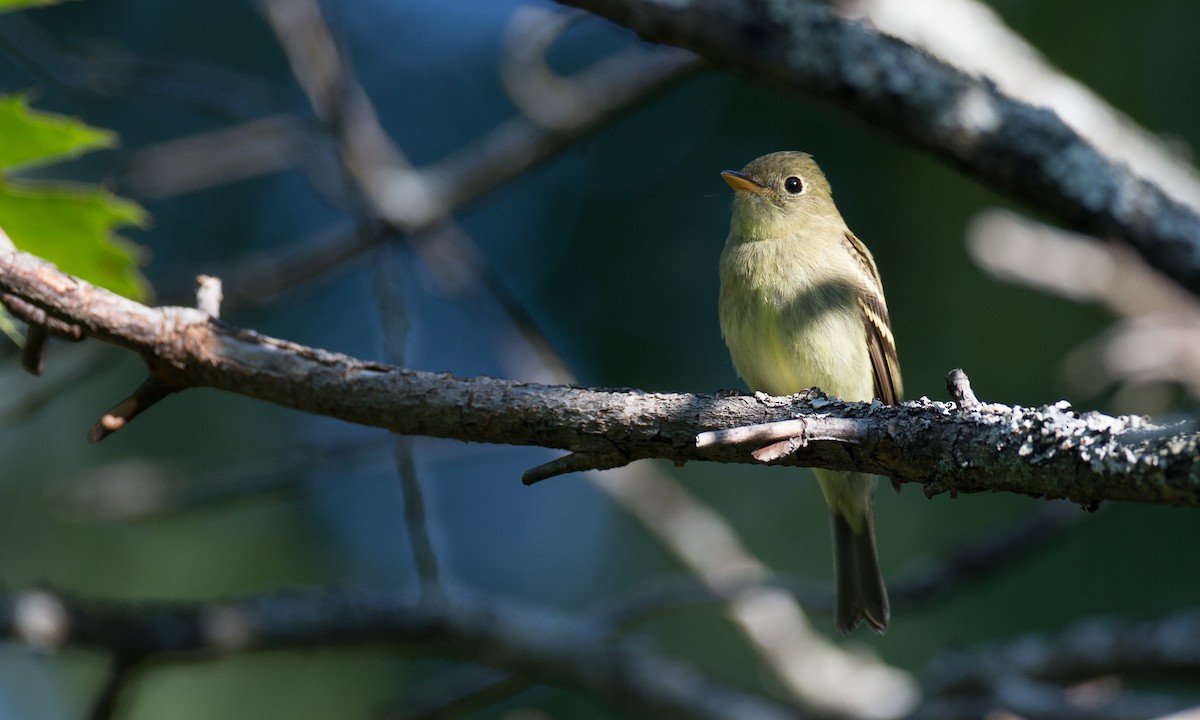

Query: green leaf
[0,179,151,301]
[0,94,151,300]
[0,93,115,171]
[0,0,78,12]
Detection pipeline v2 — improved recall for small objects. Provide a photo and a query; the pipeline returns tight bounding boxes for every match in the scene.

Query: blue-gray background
[0,1,1197,718]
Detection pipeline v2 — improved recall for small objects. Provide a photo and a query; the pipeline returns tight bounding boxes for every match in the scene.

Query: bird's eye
[784,176,803,194]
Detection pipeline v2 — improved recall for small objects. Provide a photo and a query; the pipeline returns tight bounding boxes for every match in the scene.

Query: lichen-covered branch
[3,245,1199,507]
[552,0,1200,297]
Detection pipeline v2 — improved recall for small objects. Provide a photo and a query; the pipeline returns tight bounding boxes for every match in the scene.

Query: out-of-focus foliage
[0,92,112,168]
[0,0,73,12]
[0,93,149,299]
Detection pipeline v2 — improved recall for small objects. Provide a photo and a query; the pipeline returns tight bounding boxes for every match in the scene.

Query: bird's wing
[843,231,903,405]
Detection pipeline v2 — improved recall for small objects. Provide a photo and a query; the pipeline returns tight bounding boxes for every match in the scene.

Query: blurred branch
[53,436,392,522]
[0,588,800,720]
[263,0,697,235]
[8,584,1200,720]
[372,246,444,605]
[119,115,309,199]
[4,245,1200,507]
[909,685,1189,720]
[919,611,1200,720]
[590,500,1084,629]
[888,501,1084,609]
[968,212,1200,322]
[969,210,1200,406]
[0,16,282,122]
[590,462,918,719]
[236,0,696,312]
[394,668,529,720]
[87,655,144,720]
[848,0,1200,212]
[1067,316,1200,406]
[552,0,1200,297]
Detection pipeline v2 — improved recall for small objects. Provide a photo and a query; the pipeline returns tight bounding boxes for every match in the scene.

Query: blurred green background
[1,0,1199,718]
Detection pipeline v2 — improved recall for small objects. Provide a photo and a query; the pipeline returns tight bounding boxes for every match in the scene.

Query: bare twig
[523,450,631,485]
[87,375,178,444]
[697,415,867,450]
[945,368,982,410]
[2,295,84,341]
[249,0,693,375]
[392,436,443,603]
[1,291,84,377]
[697,411,873,464]
[19,321,47,375]
[194,275,223,318]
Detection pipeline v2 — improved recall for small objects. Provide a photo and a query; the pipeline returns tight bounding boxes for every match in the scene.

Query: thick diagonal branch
[553,0,1200,297]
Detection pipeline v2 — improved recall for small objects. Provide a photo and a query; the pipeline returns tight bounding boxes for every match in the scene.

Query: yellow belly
[719,240,873,402]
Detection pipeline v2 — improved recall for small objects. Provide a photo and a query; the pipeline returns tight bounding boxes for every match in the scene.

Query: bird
[718,150,902,633]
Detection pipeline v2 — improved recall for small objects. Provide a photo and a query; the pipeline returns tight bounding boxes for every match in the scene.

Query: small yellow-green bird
[719,151,902,633]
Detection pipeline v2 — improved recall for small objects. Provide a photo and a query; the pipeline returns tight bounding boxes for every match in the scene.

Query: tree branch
[0,588,799,720]
[587,501,1086,632]
[552,0,1200,297]
[9,583,1200,720]
[3,245,1199,507]
[920,610,1200,719]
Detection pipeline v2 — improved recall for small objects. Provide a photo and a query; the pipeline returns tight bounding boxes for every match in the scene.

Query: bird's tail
[816,469,889,633]
[830,503,889,633]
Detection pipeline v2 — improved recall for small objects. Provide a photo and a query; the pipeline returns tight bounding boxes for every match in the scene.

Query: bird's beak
[720,170,768,195]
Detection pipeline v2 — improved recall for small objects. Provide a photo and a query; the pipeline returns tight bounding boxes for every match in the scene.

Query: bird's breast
[718,236,874,401]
